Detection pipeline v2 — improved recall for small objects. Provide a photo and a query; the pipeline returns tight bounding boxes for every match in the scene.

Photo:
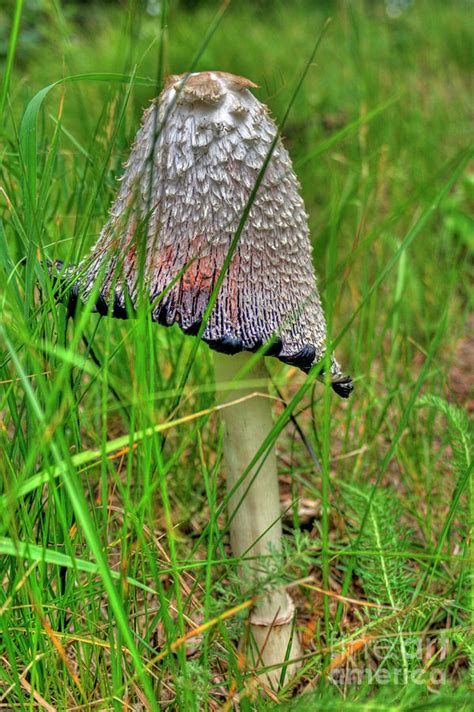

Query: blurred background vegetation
[0,0,472,709]
[2,0,472,281]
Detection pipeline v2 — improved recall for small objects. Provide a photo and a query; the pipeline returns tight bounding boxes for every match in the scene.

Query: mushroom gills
[48,259,352,397]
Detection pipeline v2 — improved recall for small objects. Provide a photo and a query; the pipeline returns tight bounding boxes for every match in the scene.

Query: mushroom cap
[62,71,352,396]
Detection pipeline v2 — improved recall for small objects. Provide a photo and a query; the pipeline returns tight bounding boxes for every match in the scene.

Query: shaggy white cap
[70,71,351,395]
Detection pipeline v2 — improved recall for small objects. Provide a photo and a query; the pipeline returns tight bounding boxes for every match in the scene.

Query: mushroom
[51,71,352,687]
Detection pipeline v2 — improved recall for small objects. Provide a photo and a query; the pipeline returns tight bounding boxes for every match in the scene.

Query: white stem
[214,351,302,688]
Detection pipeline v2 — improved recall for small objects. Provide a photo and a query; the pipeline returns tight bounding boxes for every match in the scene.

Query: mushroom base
[214,351,302,689]
[249,596,302,689]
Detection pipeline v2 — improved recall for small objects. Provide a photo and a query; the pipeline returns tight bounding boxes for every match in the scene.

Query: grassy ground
[0,0,473,709]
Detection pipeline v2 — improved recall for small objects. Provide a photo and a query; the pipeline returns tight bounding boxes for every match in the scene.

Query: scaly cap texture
[62,71,352,396]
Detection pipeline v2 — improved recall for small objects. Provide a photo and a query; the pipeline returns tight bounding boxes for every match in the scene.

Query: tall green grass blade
[0,537,156,595]
[0,0,24,118]
[1,326,159,710]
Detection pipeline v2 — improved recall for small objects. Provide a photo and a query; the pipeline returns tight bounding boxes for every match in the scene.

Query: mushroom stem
[214,351,302,688]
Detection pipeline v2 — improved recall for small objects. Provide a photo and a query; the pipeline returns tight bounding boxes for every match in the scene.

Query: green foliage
[345,485,415,609]
[0,1,49,62]
[416,395,472,478]
[0,0,472,708]
[282,682,474,711]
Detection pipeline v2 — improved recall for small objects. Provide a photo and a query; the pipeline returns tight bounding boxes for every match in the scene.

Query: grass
[0,0,473,709]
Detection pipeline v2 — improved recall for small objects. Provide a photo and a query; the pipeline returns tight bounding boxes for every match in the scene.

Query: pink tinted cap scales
[62,71,352,396]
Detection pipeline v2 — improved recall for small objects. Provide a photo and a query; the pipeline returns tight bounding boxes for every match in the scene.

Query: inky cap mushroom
[54,71,352,397]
